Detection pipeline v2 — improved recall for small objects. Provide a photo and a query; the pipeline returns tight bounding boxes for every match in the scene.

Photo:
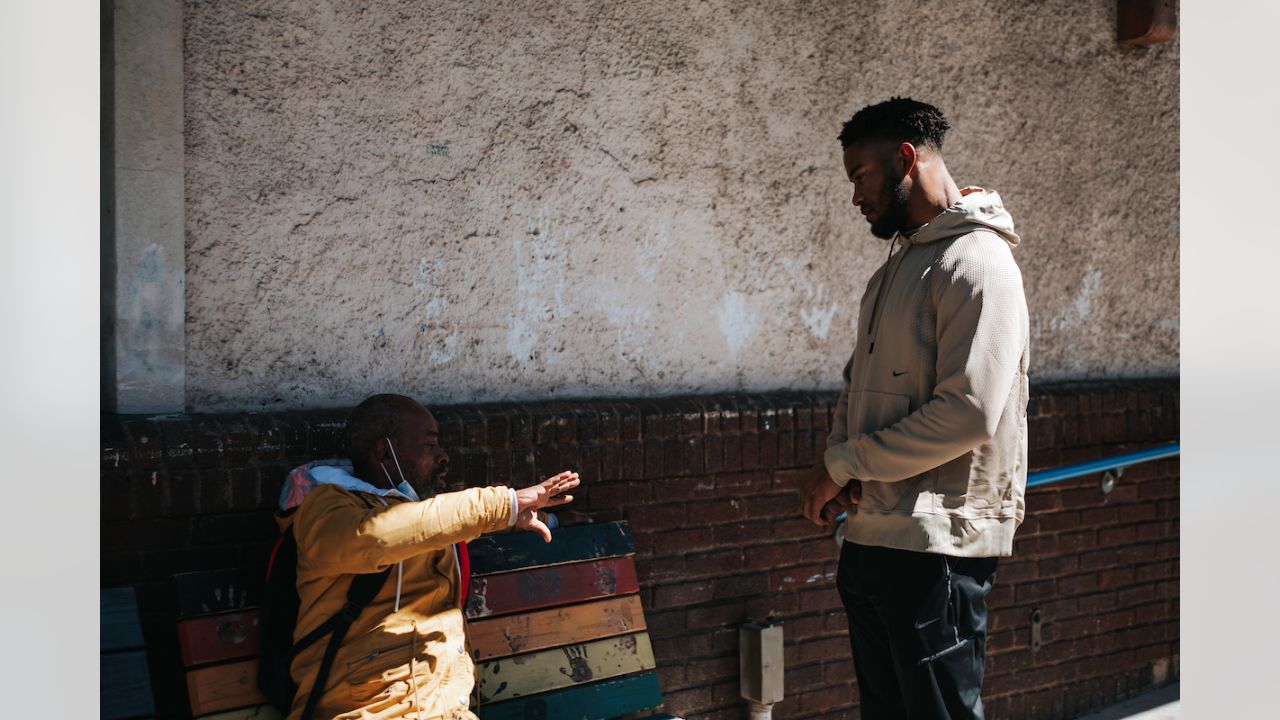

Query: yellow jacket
[280,483,514,719]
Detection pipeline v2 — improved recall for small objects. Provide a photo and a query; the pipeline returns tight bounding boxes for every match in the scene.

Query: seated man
[276,393,578,720]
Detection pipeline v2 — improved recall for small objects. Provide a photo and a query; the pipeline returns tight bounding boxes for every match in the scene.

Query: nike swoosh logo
[914,617,940,629]
[893,370,908,377]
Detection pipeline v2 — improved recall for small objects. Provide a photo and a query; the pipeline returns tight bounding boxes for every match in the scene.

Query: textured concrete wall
[184,0,1178,412]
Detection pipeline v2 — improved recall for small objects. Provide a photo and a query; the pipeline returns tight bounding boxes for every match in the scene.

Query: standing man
[799,98,1030,720]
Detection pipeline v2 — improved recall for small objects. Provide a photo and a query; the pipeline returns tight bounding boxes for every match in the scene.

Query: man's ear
[897,141,918,176]
[372,436,392,462]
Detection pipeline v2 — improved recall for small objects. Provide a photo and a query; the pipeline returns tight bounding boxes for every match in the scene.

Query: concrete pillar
[103,0,185,413]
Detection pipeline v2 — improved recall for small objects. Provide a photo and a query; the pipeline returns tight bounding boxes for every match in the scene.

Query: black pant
[836,542,998,720]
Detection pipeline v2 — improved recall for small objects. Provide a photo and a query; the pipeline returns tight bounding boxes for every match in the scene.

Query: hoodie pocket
[848,391,916,511]
[847,390,911,436]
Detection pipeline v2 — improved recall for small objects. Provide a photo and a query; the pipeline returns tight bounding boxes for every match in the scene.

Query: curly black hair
[838,97,951,151]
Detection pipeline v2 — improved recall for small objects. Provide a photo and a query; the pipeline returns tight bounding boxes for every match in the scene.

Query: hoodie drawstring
[867,238,908,354]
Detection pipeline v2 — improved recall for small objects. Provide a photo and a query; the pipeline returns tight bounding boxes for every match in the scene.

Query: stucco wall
[184,0,1178,412]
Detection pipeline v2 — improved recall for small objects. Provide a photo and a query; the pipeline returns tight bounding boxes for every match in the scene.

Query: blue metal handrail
[1026,442,1180,488]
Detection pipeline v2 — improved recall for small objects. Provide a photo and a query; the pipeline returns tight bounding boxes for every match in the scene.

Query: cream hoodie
[825,187,1029,558]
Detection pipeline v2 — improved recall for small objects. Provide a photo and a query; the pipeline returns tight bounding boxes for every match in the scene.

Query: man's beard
[869,172,911,240]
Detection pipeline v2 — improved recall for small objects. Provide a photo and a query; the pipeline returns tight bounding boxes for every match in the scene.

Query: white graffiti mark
[1049,267,1102,332]
[636,222,672,284]
[507,206,568,361]
[715,291,759,360]
[800,284,838,340]
[780,257,839,340]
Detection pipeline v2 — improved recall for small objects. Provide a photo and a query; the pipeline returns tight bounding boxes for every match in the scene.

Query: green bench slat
[101,650,157,720]
[470,521,635,576]
[102,587,145,651]
[476,671,664,720]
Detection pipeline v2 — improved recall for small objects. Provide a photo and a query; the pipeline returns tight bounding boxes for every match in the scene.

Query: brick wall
[100,379,1179,719]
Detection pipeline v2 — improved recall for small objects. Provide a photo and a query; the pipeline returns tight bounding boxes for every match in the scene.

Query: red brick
[1037,509,1081,533]
[664,686,712,716]
[786,662,826,692]
[1080,505,1119,526]
[774,467,812,489]
[772,517,828,540]
[714,470,773,493]
[743,541,804,571]
[652,527,714,554]
[999,559,1038,583]
[1080,548,1121,571]
[1057,530,1096,553]
[988,585,1014,608]
[785,614,829,641]
[1038,554,1080,577]
[1056,572,1098,596]
[683,655,738,685]
[712,519,772,546]
[1016,579,1057,603]
[1099,525,1138,546]
[1117,584,1156,607]
[686,600,746,629]
[745,592,799,618]
[1138,478,1179,501]
[590,480,654,508]
[798,587,845,613]
[653,633,712,665]
[1098,567,1135,589]
[799,537,840,564]
[823,659,854,684]
[656,662,687,690]
[799,684,855,714]
[746,492,801,519]
[653,580,714,609]
[687,549,745,577]
[712,573,767,600]
[771,564,838,592]
[1136,521,1172,542]
[1136,560,1177,582]
[636,555,686,582]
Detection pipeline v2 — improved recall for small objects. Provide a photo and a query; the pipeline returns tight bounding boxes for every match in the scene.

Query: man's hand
[514,470,580,542]
[800,463,845,527]
[820,481,862,524]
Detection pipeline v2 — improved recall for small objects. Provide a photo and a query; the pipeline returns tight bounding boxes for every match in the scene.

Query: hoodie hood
[907,187,1020,248]
[278,459,420,513]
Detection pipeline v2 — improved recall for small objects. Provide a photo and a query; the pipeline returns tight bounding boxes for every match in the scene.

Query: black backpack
[258,506,392,720]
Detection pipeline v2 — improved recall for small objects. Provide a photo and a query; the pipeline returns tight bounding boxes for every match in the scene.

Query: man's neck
[905,163,962,229]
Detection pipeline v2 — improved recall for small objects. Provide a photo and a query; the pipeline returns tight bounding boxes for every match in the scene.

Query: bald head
[345,394,450,495]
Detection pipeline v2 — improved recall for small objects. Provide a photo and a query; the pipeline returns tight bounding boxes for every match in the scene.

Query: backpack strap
[294,490,393,720]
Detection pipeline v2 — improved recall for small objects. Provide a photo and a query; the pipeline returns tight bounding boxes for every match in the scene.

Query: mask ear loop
[382,436,407,613]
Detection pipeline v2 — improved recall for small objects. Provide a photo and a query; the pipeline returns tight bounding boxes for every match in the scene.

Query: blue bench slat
[470,521,635,576]
[101,587,145,651]
[101,650,157,719]
[476,670,663,720]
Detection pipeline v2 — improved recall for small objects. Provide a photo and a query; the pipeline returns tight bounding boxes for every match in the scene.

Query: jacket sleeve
[824,234,1027,484]
[295,484,514,576]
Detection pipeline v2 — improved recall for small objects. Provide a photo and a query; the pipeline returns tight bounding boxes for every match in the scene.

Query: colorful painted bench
[170,520,680,720]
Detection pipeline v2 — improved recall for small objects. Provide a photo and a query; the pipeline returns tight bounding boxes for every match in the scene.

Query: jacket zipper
[346,639,414,668]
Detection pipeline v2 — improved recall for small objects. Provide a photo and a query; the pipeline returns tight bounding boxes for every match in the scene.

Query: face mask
[380,437,420,501]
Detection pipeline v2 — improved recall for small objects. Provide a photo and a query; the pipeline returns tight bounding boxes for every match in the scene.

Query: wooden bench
[170,520,680,720]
